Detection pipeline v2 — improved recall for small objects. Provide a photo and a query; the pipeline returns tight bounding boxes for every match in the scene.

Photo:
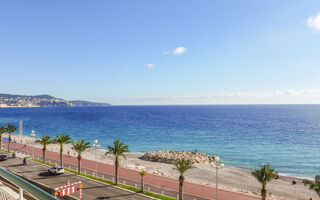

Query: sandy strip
[5,134,319,200]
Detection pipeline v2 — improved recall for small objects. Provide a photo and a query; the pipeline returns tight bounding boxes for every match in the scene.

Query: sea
[0,105,319,178]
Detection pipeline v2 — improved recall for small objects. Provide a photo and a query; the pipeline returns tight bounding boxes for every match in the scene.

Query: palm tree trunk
[43,148,46,163]
[261,185,267,200]
[0,135,2,151]
[141,176,144,191]
[8,134,11,152]
[60,145,63,167]
[179,175,184,200]
[115,156,119,185]
[78,154,81,174]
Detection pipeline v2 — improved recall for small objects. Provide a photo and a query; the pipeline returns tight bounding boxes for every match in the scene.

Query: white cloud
[163,46,187,55]
[106,89,320,105]
[146,64,154,69]
[172,46,187,55]
[307,13,320,32]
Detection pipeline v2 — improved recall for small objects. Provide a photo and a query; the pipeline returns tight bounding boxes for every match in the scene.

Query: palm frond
[72,140,90,153]
[251,163,278,187]
[304,176,320,197]
[173,158,195,176]
[55,134,72,146]
[7,124,17,134]
[0,126,7,135]
[36,135,55,146]
[106,139,129,159]
[139,170,146,176]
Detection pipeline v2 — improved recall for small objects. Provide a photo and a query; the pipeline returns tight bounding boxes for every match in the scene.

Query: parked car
[0,155,7,161]
[48,166,64,175]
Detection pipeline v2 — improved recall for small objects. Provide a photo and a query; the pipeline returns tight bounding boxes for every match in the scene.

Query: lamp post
[215,156,224,200]
[92,140,100,177]
[30,130,36,159]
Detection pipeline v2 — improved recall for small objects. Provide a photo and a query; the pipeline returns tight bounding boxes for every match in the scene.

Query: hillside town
[0,94,72,107]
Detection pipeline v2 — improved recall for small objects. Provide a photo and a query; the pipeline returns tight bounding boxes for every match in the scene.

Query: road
[0,153,151,200]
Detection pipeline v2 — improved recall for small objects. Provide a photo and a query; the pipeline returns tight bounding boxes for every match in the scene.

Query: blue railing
[0,167,58,200]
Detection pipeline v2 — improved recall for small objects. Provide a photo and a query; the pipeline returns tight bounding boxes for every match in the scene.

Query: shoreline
[4,135,313,180]
[4,134,319,200]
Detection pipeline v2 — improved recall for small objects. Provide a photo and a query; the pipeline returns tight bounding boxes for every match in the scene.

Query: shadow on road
[38,171,54,176]
[96,192,138,199]
[82,184,114,190]
[35,172,77,179]
[4,163,25,167]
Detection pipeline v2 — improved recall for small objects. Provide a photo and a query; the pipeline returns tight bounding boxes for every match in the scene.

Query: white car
[48,166,64,175]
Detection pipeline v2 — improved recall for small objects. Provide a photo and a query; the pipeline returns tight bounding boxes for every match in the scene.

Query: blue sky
[1,0,320,105]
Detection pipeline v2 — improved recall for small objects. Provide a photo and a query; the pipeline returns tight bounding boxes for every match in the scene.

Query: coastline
[4,134,319,200]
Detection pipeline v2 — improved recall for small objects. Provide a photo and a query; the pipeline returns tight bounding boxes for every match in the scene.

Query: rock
[141,151,219,164]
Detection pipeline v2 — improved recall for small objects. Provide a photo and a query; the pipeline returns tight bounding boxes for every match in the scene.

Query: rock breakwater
[141,151,218,164]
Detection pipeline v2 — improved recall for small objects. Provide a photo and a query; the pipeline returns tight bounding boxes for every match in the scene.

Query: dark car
[0,155,7,161]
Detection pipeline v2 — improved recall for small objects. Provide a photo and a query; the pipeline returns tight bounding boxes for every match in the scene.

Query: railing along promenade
[0,167,58,200]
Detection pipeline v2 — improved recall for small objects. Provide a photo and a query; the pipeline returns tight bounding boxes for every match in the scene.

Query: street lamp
[215,156,224,200]
[30,130,36,159]
[92,140,100,177]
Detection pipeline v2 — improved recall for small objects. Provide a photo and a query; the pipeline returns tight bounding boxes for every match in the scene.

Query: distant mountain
[0,94,58,99]
[69,100,111,107]
[0,94,110,107]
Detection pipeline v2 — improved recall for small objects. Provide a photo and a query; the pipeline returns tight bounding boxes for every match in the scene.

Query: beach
[6,134,319,200]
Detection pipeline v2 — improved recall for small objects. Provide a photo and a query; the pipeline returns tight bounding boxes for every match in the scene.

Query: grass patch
[32,158,55,167]
[119,184,175,200]
[141,191,176,200]
[32,159,175,200]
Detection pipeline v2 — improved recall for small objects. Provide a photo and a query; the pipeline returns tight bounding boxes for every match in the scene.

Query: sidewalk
[4,141,259,200]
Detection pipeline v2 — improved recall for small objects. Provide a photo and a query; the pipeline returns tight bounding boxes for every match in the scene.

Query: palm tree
[252,164,278,200]
[105,139,129,185]
[139,170,146,192]
[55,134,72,167]
[36,135,55,163]
[303,175,320,197]
[173,158,195,200]
[7,124,17,152]
[72,140,90,174]
[0,126,8,151]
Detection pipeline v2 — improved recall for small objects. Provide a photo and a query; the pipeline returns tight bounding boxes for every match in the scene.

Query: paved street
[0,153,151,200]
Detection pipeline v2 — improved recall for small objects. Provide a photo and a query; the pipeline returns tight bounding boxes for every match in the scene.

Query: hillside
[0,94,110,107]
[69,100,110,106]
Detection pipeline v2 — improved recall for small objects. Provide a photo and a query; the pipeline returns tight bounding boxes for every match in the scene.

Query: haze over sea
[0,105,319,178]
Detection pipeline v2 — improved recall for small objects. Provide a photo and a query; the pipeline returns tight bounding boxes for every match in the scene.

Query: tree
[252,164,278,200]
[72,140,90,174]
[139,170,147,192]
[7,124,17,152]
[105,139,129,185]
[303,175,320,197]
[36,135,55,163]
[55,134,72,167]
[173,158,195,200]
[0,126,8,151]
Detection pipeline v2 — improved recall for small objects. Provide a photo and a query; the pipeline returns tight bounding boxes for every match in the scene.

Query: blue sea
[0,105,319,178]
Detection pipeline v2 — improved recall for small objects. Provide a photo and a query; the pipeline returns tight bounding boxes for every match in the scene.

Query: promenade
[3,141,259,200]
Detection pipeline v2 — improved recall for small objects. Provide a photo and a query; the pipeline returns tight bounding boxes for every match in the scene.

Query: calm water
[0,105,319,178]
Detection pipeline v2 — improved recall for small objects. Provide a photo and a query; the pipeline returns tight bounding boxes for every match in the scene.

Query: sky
[1,0,320,105]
